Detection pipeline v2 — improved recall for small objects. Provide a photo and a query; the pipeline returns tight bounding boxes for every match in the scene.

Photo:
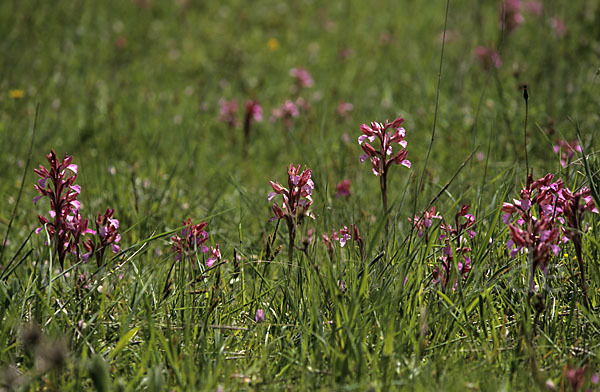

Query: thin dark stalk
[380,172,389,239]
[1,104,39,264]
[287,221,296,273]
[243,111,251,158]
[523,85,530,175]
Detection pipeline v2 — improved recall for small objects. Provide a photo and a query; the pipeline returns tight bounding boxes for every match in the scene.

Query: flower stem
[288,222,296,272]
[380,172,389,239]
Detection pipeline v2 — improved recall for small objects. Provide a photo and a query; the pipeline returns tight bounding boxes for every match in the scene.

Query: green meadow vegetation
[1,0,600,390]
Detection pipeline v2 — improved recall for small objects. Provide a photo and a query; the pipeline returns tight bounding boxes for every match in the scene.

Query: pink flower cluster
[553,139,582,168]
[270,100,300,129]
[500,0,525,33]
[501,174,597,287]
[218,99,239,128]
[289,67,314,89]
[474,45,502,70]
[433,205,476,289]
[408,206,442,238]
[337,101,353,118]
[322,224,364,260]
[33,151,95,267]
[218,99,263,129]
[82,208,121,265]
[358,116,411,177]
[171,218,214,266]
[335,179,351,198]
[268,163,315,224]
[244,100,263,123]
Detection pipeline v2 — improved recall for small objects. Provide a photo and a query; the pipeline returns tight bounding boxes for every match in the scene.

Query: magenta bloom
[499,0,524,33]
[289,67,314,89]
[244,100,263,123]
[270,100,300,129]
[171,218,209,261]
[82,208,121,266]
[268,163,315,264]
[409,206,442,237]
[523,1,543,15]
[268,163,314,224]
[322,224,364,261]
[33,150,93,267]
[499,174,592,291]
[474,45,502,70]
[207,244,221,268]
[337,101,353,118]
[218,99,238,128]
[335,179,351,198]
[553,139,581,168]
[255,309,265,322]
[550,17,566,37]
[358,116,411,236]
[433,205,475,290]
[243,100,262,150]
[357,116,411,176]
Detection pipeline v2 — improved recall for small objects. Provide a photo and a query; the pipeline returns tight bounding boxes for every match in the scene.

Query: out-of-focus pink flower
[133,0,151,9]
[474,45,502,70]
[243,100,262,149]
[338,47,354,59]
[499,0,524,34]
[115,36,126,49]
[245,100,262,123]
[289,67,314,89]
[553,139,582,168]
[523,1,543,15]
[335,179,351,197]
[255,309,265,322]
[337,101,353,118]
[565,365,587,392]
[550,17,566,38]
[270,100,300,129]
[218,99,238,128]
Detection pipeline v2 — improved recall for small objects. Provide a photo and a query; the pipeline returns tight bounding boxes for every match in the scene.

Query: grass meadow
[1,0,600,390]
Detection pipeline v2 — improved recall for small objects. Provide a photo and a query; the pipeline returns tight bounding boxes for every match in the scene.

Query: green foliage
[0,0,599,390]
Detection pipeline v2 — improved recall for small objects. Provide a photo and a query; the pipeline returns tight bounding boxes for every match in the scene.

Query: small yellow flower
[267,38,279,51]
[9,89,25,99]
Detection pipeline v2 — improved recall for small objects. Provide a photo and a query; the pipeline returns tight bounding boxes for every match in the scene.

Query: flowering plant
[243,100,262,152]
[433,205,476,290]
[171,218,210,262]
[357,116,410,236]
[322,224,364,262]
[268,163,314,264]
[409,206,442,240]
[218,99,238,128]
[34,150,94,267]
[82,208,121,266]
[502,173,597,294]
[553,139,581,168]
